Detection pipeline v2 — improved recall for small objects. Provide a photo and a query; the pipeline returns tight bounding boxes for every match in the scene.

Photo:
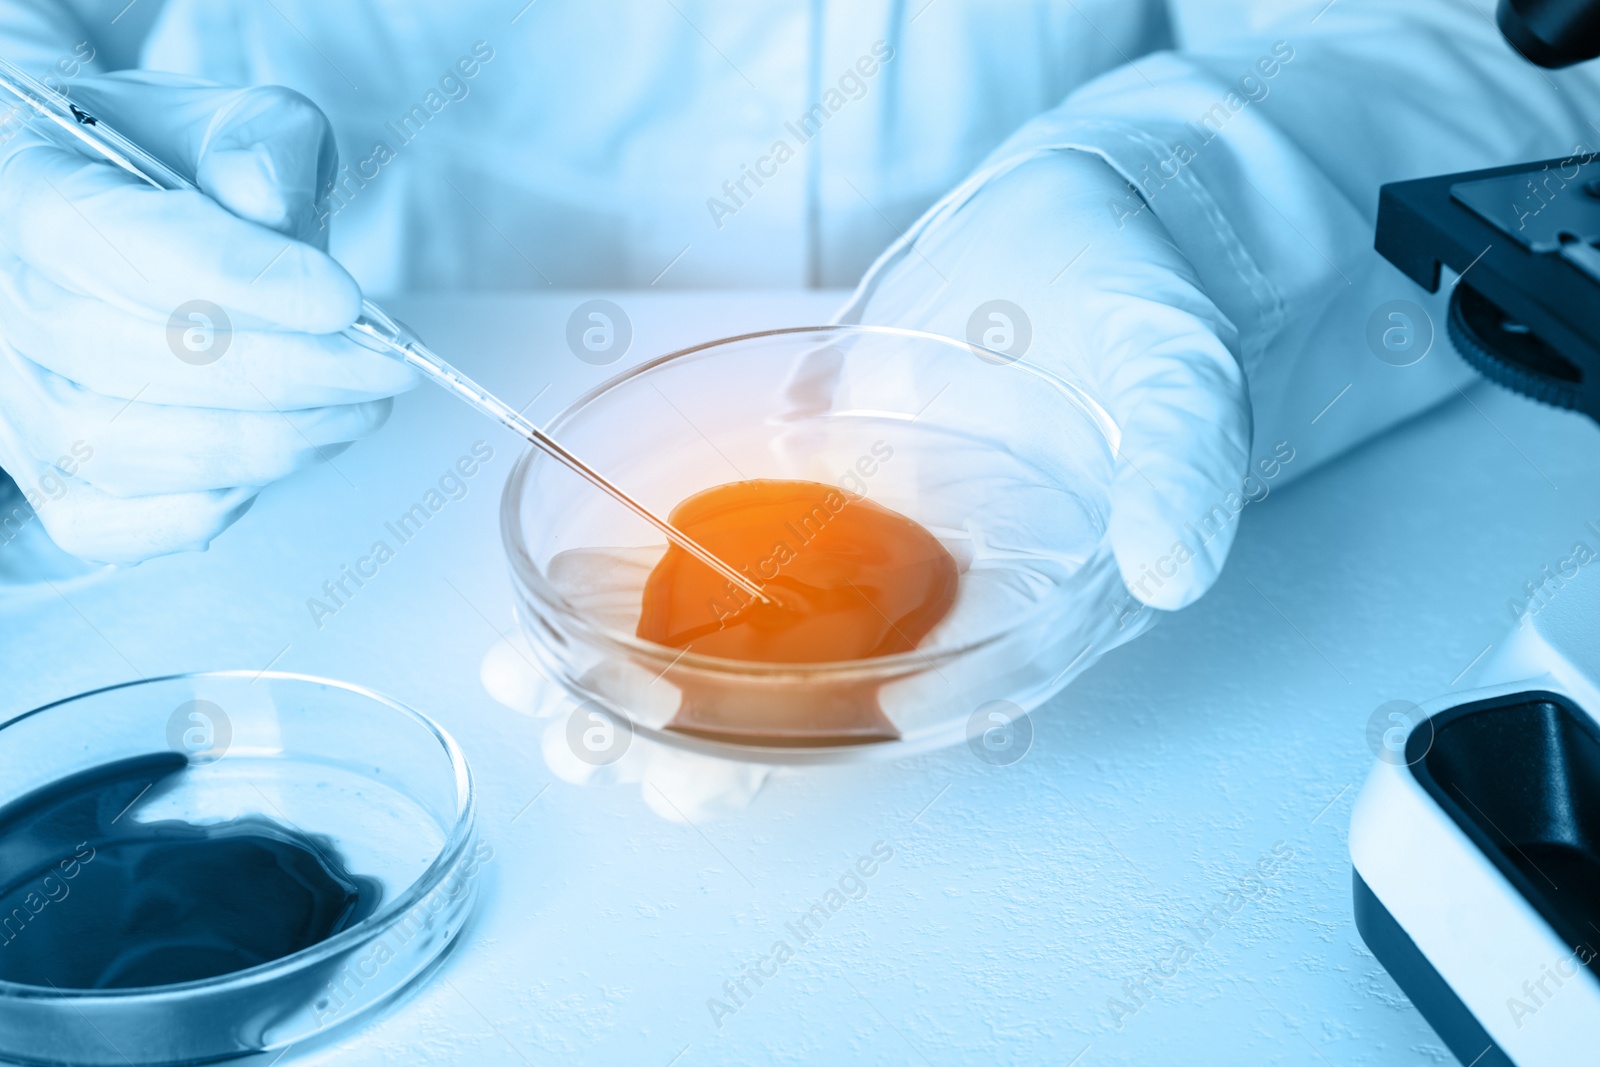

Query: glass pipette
[0,55,768,605]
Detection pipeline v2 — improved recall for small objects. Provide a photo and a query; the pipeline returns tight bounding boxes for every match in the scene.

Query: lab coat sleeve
[847,0,1600,480]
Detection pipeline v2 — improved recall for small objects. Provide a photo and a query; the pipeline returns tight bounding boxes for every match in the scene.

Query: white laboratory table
[3,290,1597,1066]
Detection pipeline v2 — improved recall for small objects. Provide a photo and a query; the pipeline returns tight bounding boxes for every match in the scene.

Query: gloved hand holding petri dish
[499,322,1145,763]
[494,153,1251,771]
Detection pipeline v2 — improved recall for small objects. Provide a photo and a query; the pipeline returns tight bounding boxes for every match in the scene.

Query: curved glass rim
[501,323,1123,678]
[0,670,476,1001]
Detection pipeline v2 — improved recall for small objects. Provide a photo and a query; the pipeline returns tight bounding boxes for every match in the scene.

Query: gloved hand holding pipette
[0,71,414,564]
[0,63,762,595]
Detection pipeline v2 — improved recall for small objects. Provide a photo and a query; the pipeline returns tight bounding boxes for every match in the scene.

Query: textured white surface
[2,290,1598,1065]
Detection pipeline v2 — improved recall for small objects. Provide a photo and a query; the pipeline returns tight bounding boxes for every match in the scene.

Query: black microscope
[1376,0,1600,418]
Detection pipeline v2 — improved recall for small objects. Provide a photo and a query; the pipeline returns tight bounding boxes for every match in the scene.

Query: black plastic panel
[1375,159,1600,422]
[1409,690,1600,973]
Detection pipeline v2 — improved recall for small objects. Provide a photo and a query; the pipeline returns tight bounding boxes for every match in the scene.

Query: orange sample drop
[637,479,958,746]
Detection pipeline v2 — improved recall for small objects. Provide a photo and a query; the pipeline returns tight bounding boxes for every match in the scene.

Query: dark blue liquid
[0,753,380,989]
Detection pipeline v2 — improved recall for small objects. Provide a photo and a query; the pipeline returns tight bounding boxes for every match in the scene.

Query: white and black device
[1350,563,1600,1065]
[1353,6,1600,1064]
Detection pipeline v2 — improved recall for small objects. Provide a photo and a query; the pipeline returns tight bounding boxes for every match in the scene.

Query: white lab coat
[3,0,1596,518]
[6,1,1591,295]
[118,0,1600,299]
[10,0,1171,291]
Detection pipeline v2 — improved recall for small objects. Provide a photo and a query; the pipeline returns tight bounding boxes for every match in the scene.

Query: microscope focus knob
[1447,282,1583,411]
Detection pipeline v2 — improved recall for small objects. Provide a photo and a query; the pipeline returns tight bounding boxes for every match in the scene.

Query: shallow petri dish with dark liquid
[0,672,478,1066]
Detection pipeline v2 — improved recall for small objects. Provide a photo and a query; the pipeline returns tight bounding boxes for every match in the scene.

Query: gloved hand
[843,149,1252,611]
[0,71,415,564]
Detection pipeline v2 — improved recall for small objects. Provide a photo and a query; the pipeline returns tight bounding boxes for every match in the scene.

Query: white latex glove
[480,630,772,822]
[0,71,415,564]
[842,149,1252,612]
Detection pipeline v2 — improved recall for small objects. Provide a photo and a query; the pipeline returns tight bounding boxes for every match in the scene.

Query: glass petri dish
[502,325,1155,764]
[0,672,477,1066]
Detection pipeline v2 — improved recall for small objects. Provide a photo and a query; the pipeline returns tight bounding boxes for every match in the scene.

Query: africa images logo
[166,300,232,366]
[165,699,232,764]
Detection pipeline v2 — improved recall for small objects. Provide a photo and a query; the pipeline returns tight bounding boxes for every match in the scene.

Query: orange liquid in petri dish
[637,479,958,746]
